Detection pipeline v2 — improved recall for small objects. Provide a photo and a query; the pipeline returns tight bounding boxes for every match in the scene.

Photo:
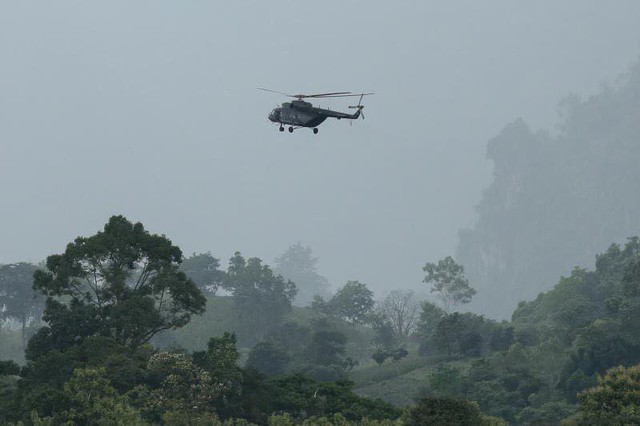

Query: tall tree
[329,280,375,325]
[180,252,225,295]
[224,252,297,344]
[423,257,476,312]
[0,263,45,346]
[30,215,206,355]
[273,243,330,306]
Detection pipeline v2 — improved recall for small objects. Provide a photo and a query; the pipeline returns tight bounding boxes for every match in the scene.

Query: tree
[0,263,45,345]
[577,364,640,424]
[329,281,375,325]
[423,257,476,312]
[416,301,446,355]
[377,290,420,342]
[370,313,397,350]
[246,341,290,376]
[180,252,225,295]
[135,352,218,421]
[224,252,297,344]
[432,313,490,357]
[192,332,243,403]
[30,216,206,354]
[0,360,19,376]
[307,330,347,367]
[274,243,331,306]
[268,375,401,421]
[405,397,484,426]
[44,368,144,425]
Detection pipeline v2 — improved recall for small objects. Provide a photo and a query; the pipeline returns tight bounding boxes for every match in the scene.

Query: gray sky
[1,1,639,299]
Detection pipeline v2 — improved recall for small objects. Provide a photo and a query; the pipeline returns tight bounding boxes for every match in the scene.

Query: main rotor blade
[258,87,292,96]
[300,91,353,98]
[259,88,374,100]
[311,92,375,98]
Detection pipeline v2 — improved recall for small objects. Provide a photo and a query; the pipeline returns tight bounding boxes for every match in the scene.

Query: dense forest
[457,59,640,318]
[3,59,640,425]
[2,216,640,424]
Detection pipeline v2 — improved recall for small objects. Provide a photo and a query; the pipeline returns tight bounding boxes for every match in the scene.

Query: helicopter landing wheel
[279,126,284,132]
[313,128,318,134]
[288,126,294,133]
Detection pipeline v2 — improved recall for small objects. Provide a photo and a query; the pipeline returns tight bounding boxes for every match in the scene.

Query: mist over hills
[457,58,640,318]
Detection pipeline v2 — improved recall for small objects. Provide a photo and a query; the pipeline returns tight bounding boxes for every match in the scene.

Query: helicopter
[259,88,374,134]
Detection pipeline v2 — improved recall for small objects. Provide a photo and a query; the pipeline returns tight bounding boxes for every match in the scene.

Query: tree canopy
[423,257,475,312]
[274,243,331,306]
[180,252,225,295]
[30,215,206,354]
[224,252,297,345]
[329,280,375,325]
[0,262,45,345]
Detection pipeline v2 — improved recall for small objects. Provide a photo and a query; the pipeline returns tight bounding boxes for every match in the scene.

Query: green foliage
[405,396,484,426]
[415,301,445,352]
[0,360,20,376]
[488,323,514,352]
[34,367,145,425]
[577,364,640,424]
[423,312,496,357]
[192,332,244,406]
[428,364,465,395]
[225,252,297,345]
[423,257,475,312]
[371,348,408,365]
[267,412,295,426]
[168,295,236,352]
[137,352,218,420]
[11,336,152,422]
[246,341,290,376]
[274,243,331,306]
[31,216,206,354]
[370,313,397,350]
[162,411,221,425]
[328,280,375,325]
[269,375,401,421]
[0,262,45,345]
[516,401,577,425]
[181,252,225,295]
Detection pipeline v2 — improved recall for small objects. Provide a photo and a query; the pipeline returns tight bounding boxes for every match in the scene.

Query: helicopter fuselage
[268,100,360,131]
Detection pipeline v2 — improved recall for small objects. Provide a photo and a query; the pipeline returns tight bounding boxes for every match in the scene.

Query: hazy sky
[1,1,639,299]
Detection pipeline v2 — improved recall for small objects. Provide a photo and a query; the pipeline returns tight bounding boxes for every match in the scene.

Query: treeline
[0,216,402,424]
[3,216,640,423]
[402,238,640,424]
[457,58,640,318]
[0,216,501,425]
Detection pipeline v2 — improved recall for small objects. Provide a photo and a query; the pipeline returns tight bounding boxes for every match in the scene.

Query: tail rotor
[348,93,371,125]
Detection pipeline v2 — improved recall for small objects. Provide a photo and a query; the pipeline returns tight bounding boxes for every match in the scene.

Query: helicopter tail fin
[348,94,366,121]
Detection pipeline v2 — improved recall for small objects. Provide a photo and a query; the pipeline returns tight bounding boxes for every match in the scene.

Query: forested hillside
[457,59,640,317]
[3,219,640,423]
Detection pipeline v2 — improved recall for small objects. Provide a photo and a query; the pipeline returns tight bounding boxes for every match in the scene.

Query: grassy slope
[350,352,472,407]
[350,352,433,406]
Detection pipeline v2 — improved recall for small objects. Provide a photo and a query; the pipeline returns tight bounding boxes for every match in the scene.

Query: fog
[2,1,640,300]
